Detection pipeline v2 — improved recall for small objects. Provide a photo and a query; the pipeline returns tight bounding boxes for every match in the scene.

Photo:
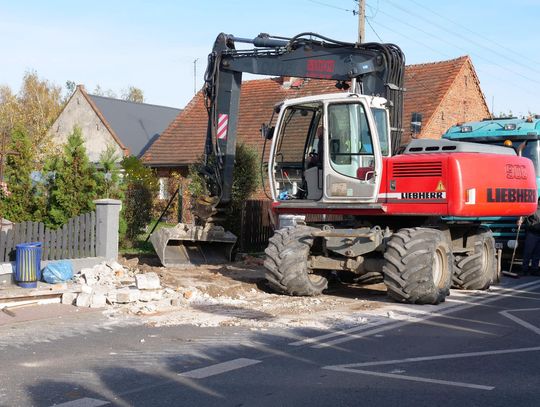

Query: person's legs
[522,232,536,274]
[530,233,540,275]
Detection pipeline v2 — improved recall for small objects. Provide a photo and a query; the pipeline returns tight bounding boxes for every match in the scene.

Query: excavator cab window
[274,104,321,199]
[328,103,375,179]
[371,108,390,156]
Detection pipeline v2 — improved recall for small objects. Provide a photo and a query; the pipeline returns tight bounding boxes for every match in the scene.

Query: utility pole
[357,0,365,44]
[193,58,199,94]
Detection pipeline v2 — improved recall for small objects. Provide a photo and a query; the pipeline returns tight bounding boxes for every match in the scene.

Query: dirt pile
[67,256,388,329]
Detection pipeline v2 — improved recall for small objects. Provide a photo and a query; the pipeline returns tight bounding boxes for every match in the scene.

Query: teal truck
[443,116,540,261]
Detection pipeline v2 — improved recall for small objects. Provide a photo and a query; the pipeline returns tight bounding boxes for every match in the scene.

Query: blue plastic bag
[42,261,73,284]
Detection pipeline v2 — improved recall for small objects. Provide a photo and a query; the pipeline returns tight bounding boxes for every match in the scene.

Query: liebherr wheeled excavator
[151,33,537,304]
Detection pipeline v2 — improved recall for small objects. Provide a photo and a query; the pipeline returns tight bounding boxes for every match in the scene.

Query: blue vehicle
[443,116,540,260]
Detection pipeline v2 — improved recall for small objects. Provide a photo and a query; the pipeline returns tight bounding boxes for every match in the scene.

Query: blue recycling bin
[15,242,42,288]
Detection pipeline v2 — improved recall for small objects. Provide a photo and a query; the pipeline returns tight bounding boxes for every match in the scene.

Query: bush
[121,156,158,246]
[152,171,183,223]
[187,143,260,236]
[1,127,38,222]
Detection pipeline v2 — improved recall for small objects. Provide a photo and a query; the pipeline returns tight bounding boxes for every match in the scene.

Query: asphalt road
[2,277,540,407]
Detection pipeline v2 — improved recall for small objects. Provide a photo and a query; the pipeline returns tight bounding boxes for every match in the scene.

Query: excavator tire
[452,227,496,290]
[383,227,452,304]
[264,225,328,296]
[355,271,384,285]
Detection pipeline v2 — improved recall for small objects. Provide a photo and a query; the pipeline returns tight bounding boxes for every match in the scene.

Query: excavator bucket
[150,223,237,267]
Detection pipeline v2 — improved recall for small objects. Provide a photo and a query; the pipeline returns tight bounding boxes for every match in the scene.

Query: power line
[366,17,383,42]
[368,18,540,100]
[370,6,540,87]
[307,0,354,13]
[383,0,540,78]
[404,0,540,69]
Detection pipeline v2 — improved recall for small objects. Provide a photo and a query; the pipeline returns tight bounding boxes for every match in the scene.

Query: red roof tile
[143,56,483,166]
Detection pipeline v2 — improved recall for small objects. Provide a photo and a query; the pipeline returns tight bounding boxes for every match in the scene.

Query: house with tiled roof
[143,56,490,176]
[48,85,181,162]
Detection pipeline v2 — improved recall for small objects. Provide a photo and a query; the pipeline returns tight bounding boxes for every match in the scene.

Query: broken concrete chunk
[116,287,140,303]
[139,290,163,302]
[114,269,125,279]
[106,260,124,272]
[135,273,161,290]
[90,294,107,308]
[76,293,91,307]
[82,270,98,286]
[80,284,93,294]
[170,298,183,307]
[106,289,118,304]
[61,292,77,305]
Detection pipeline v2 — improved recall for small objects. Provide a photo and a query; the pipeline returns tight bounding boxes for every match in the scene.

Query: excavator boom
[150,32,405,266]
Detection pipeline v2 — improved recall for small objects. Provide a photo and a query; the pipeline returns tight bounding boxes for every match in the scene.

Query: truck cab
[443,116,540,254]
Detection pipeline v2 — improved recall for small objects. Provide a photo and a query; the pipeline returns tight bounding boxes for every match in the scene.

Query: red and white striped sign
[217,113,228,140]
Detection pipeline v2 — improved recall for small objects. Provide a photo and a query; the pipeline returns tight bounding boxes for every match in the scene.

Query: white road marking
[289,318,390,346]
[329,346,540,368]
[178,358,261,379]
[323,367,494,391]
[500,308,540,336]
[51,398,109,407]
[323,346,540,391]
[295,280,540,348]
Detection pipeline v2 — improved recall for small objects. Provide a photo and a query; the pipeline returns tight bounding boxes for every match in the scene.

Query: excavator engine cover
[150,223,237,267]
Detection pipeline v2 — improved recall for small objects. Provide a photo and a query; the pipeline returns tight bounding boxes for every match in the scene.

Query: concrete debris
[90,294,107,308]
[70,261,174,314]
[135,273,161,290]
[116,287,140,303]
[75,293,91,308]
[139,290,163,302]
[106,260,124,272]
[61,292,77,305]
[62,259,388,330]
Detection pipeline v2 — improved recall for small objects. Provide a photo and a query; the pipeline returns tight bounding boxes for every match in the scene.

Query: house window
[158,177,169,200]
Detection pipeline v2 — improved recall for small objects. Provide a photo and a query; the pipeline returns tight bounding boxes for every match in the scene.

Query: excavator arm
[151,32,405,267]
[202,32,405,211]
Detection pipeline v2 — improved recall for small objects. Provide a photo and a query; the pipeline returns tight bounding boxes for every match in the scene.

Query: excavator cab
[269,93,387,204]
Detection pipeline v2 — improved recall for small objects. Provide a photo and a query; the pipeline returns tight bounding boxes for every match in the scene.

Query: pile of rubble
[57,259,385,329]
[62,261,183,315]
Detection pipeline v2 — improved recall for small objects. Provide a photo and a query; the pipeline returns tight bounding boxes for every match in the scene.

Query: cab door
[323,101,382,203]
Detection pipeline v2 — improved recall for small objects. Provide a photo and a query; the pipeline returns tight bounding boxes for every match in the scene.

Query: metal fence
[239,200,274,253]
[0,212,96,262]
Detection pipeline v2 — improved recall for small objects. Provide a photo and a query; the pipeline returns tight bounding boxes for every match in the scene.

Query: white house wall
[48,88,124,162]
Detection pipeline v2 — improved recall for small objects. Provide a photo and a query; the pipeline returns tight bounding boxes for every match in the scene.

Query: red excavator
[151,33,537,304]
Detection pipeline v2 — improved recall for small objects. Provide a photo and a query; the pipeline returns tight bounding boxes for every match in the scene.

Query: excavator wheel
[383,227,452,304]
[264,225,328,296]
[452,227,496,290]
[355,271,384,285]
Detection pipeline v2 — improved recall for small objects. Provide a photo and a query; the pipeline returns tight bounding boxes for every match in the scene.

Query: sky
[1,0,539,118]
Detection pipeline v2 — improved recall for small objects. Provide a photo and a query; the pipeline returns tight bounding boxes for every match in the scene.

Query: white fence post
[94,199,122,260]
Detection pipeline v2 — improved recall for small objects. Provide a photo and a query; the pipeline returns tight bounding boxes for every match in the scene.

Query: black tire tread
[383,227,452,305]
[264,225,327,296]
[452,227,496,290]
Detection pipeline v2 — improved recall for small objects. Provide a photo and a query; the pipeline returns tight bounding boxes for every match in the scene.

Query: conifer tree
[1,128,37,221]
[45,126,98,228]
